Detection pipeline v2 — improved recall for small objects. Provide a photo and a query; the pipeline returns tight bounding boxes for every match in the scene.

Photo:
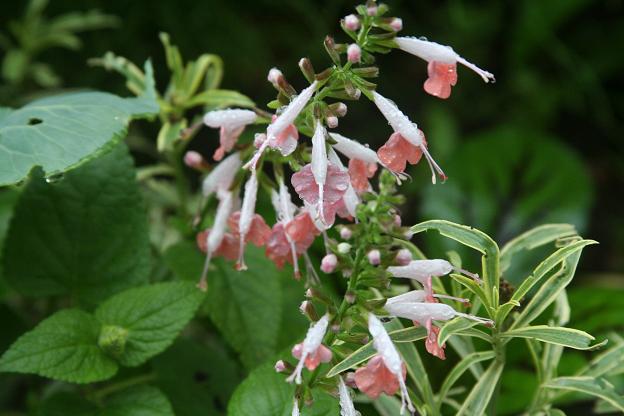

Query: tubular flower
[384,300,493,359]
[291,163,350,225]
[202,152,241,197]
[236,172,259,270]
[387,259,480,301]
[197,190,233,291]
[372,91,446,183]
[357,314,414,414]
[394,37,495,99]
[327,147,360,220]
[287,314,331,384]
[203,109,257,161]
[245,81,317,170]
[330,133,379,192]
[338,376,359,416]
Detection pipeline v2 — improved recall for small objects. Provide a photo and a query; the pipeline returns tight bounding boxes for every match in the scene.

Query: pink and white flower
[373,91,446,183]
[202,152,241,197]
[356,314,414,414]
[338,376,359,416]
[394,37,495,99]
[344,14,360,31]
[330,133,379,192]
[287,314,332,384]
[245,81,317,170]
[236,172,259,270]
[347,44,362,63]
[203,109,257,161]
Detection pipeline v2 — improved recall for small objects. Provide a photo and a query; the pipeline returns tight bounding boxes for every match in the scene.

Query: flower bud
[394,214,402,227]
[396,249,412,265]
[345,290,356,304]
[329,102,348,117]
[326,115,338,128]
[321,253,338,273]
[274,360,287,373]
[254,133,266,149]
[298,57,316,83]
[367,249,381,266]
[344,14,360,31]
[367,5,378,16]
[267,67,283,86]
[344,372,357,388]
[183,151,206,170]
[299,300,319,321]
[340,227,352,240]
[390,17,403,31]
[347,44,362,63]
[337,242,351,254]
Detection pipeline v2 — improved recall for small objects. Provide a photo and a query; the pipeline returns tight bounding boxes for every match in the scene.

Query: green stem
[90,373,157,402]
[486,330,506,416]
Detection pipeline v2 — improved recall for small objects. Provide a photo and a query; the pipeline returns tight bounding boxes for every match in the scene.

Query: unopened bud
[331,324,341,333]
[394,214,402,227]
[367,249,381,266]
[267,67,283,86]
[390,17,403,31]
[305,288,314,298]
[329,102,348,117]
[254,133,266,149]
[344,14,360,31]
[339,227,352,239]
[396,248,412,265]
[326,115,338,128]
[344,372,357,388]
[298,57,316,83]
[321,253,338,273]
[337,242,351,254]
[299,300,319,321]
[274,360,287,373]
[367,5,378,16]
[347,44,362,63]
[184,151,207,170]
[345,291,356,304]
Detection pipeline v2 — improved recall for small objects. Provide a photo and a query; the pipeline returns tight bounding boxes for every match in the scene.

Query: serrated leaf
[203,246,284,369]
[326,325,427,378]
[410,220,500,307]
[0,309,117,383]
[95,281,205,367]
[457,359,504,416]
[3,144,151,304]
[501,325,603,350]
[186,89,255,109]
[153,338,240,416]
[0,61,158,186]
[500,224,577,272]
[228,363,339,416]
[543,376,624,412]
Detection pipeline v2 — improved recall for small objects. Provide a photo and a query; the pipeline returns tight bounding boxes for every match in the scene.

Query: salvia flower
[357,314,414,414]
[384,298,493,359]
[245,81,317,170]
[202,152,241,197]
[197,190,233,291]
[236,172,259,270]
[394,37,495,99]
[338,376,360,416]
[327,148,361,219]
[373,91,446,183]
[287,314,332,384]
[203,109,257,161]
[292,399,300,416]
[330,133,379,192]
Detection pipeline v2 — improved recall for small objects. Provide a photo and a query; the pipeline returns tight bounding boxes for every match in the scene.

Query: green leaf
[438,317,483,346]
[326,325,426,378]
[542,377,624,412]
[0,60,158,186]
[457,359,504,416]
[437,351,496,407]
[512,248,586,328]
[89,52,147,96]
[153,337,240,416]
[500,224,578,272]
[0,309,117,383]
[95,281,205,367]
[372,395,403,416]
[3,144,151,304]
[228,363,339,416]
[186,89,255,109]
[156,119,187,152]
[501,325,603,350]
[410,220,500,308]
[0,188,19,289]
[204,246,284,369]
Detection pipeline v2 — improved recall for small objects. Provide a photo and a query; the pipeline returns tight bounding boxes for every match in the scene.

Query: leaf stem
[89,372,157,403]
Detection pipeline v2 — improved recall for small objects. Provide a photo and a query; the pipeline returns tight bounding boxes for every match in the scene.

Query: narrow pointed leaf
[501,326,604,350]
[543,377,624,412]
[457,359,504,416]
[438,351,496,405]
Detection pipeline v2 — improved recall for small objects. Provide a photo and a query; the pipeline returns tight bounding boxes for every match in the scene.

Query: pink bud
[331,324,341,333]
[275,360,287,373]
[344,14,360,31]
[326,116,338,128]
[321,254,338,273]
[299,300,310,315]
[396,249,413,266]
[367,5,378,16]
[394,214,402,227]
[340,227,352,240]
[367,249,381,265]
[267,67,282,85]
[183,151,205,169]
[334,102,348,117]
[345,291,356,304]
[305,288,313,298]
[390,17,403,32]
[347,44,361,63]
[254,133,266,149]
[344,372,357,388]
